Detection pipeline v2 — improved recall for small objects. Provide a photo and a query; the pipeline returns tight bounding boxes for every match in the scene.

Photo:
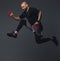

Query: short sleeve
[19,11,26,19]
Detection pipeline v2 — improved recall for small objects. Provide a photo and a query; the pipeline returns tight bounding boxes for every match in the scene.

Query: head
[20,1,29,10]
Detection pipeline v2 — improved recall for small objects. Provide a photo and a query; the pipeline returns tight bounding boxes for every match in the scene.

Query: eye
[22,6,24,8]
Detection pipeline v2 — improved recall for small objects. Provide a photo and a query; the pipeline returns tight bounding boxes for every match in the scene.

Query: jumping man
[7,1,58,46]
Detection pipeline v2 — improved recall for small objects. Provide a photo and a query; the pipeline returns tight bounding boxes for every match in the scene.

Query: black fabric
[17,7,52,44]
[16,16,51,44]
[34,21,43,36]
[34,32,51,44]
[19,7,39,25]
[16,19,26,32]
[16,19,43,33]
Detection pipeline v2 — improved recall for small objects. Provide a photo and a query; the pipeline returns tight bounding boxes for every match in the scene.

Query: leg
[34,22,43,36]
[16,19,27,32]
[34,22,44,44]
[7,19,27,38]
[35,34,58,46]
[34,22,58,46]
[35,33,51,44]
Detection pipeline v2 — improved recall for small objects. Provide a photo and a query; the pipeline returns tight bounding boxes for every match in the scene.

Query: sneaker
[7,32,17,38]
[52,36,59,46]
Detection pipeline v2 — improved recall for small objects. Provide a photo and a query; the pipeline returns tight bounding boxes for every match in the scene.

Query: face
[20,2,28,10]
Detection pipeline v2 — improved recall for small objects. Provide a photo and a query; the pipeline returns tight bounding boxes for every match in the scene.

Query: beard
[24,7,29,12]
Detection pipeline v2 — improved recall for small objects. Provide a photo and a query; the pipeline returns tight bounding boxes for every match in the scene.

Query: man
[7,1,58,46]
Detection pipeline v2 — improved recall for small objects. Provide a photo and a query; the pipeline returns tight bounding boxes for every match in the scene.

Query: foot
[52,36,59,46]
[7,32,17,38]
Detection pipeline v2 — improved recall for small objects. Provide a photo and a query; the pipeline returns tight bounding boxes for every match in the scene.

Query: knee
[20,19,26,25]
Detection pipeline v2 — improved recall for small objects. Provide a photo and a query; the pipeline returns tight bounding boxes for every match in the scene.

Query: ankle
[14,30,18,34]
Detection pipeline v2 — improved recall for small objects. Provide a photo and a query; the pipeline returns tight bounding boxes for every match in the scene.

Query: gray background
[0,0,60,61]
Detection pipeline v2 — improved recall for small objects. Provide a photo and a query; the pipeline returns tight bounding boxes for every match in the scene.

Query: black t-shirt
[19,7,39,25]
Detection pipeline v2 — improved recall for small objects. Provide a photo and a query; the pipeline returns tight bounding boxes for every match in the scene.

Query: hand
[33,21,39,31]
[7,10,14,16]
[34,21,39,24]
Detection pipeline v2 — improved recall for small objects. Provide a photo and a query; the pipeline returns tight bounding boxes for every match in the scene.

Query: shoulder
[30,7,37,9]
[30,7,39,11]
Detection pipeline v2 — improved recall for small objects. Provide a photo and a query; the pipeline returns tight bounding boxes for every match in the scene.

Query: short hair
[21,1,28,5]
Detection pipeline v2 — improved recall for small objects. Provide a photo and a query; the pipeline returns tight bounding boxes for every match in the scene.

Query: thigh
[19,19,26,25]
[39,22,43,31]
[36,22,43,35]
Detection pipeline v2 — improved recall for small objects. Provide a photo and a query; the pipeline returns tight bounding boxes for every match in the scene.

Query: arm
[11,15,21,21]
[34,10,42,25]
[8,11,21,21]
[37,10,42,22]
[33,10,42,28]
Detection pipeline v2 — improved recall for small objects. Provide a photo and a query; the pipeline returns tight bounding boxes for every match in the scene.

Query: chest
[26,9,37,18]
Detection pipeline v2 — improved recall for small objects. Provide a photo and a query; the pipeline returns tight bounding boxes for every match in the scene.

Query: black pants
[16,19,27,32]
[16,19,51,44]
[33,21,52,44]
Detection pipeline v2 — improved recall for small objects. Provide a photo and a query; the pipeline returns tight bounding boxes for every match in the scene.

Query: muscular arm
[37,10,42,21]
[11,15,21,21]
[8,12,21,21]
[34,10,42,25]
[8,10,25,21]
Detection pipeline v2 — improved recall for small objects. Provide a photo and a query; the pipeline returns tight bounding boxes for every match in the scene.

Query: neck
[26,6,30,12]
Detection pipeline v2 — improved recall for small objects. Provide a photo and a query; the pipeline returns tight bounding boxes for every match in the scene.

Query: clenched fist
[7,10,14,16]
[33,21,39,31]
